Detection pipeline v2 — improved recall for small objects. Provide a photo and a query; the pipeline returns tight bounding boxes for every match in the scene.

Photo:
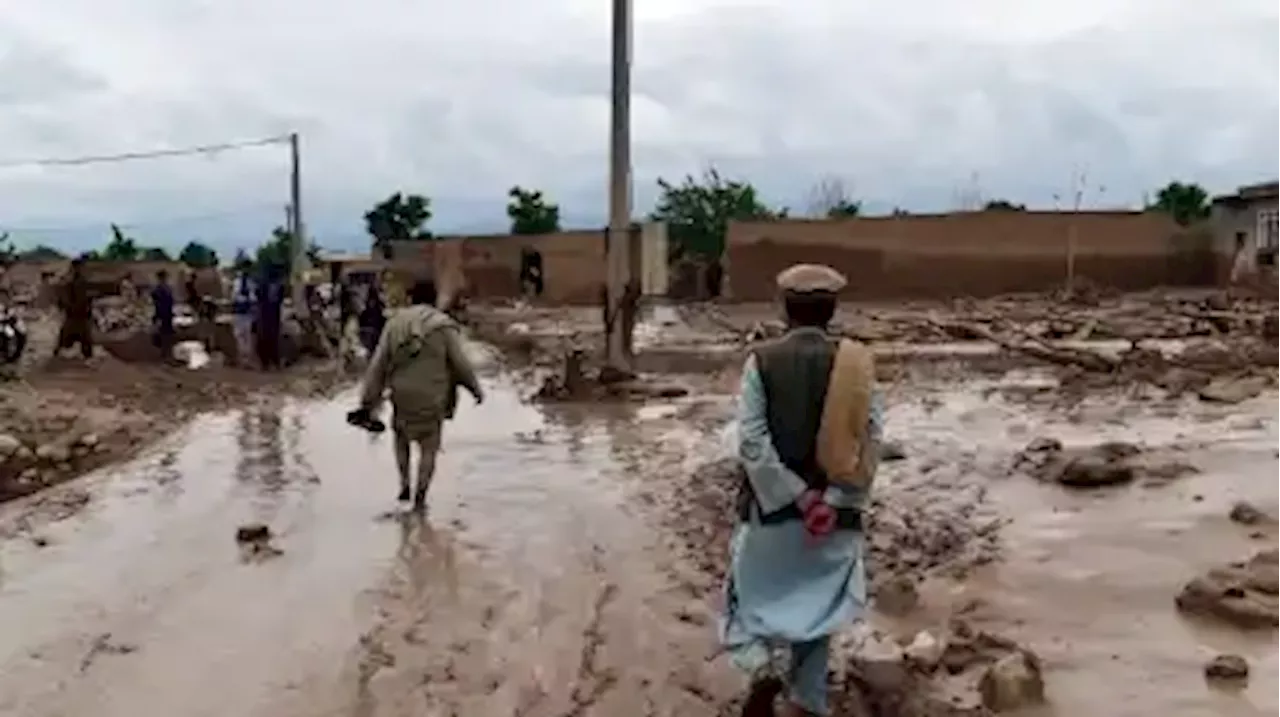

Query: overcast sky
[1,0,1276,255]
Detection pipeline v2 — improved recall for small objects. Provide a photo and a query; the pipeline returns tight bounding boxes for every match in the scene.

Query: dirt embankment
[0,310,350,503]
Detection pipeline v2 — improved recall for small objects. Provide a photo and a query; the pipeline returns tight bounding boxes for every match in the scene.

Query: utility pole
[288,131,309,321]
[604,0,633,372]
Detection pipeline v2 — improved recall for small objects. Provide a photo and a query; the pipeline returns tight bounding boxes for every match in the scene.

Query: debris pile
[830,620,1046,716]
[1011,438,1198,488]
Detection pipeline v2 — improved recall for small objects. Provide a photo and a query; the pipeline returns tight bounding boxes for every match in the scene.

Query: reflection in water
[394,513,459,604]
[234,399,288,518]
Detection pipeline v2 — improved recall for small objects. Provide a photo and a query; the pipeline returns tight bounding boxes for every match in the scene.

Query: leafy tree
[364,192,433,258]
[18,244,68,261]
[179,240,219,268]
[806,177,861,218]
[983,199,1027,211]
[890,207,911,217]
[507,186,561,234]
[255,226,319,274]
[649,168,786,259]
[102,224,140,261]
[1148,181,1211,226]
[141,247,172,261]
[0,233,14,266]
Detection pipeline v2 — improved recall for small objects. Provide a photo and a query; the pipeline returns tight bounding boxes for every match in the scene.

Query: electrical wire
[0,134,293,170]
[0,204,285,236]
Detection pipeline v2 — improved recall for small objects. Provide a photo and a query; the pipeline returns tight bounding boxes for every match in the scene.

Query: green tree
[0,232,14,266]
[806,177,861,218]
[255,226,320,273]
[364,192,433,258]
[507,186,561,234]
[102,224,140,261]
[18,244,68,261]
[1148,181,1211,226]
[649,168,785,259]
[983,199,1027,211]
[141,247,172,261]
[890,207,911,217]
[178,240,219,268]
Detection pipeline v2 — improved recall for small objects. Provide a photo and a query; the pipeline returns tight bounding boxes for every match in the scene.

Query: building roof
[1213,180,1279,206]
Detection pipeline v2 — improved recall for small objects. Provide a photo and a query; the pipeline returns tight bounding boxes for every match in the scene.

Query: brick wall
[725,211,1213,300]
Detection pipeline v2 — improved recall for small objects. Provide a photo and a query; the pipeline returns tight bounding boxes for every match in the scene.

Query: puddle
[0,349,733,716]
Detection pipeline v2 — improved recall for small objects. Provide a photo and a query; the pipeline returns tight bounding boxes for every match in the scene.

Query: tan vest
[814,338,878,489]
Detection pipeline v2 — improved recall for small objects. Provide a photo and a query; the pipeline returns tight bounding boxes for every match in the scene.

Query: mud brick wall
[725,211,1214,301]
[389,231,605,305]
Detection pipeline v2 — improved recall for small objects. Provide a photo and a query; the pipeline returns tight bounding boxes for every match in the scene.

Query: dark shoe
[740,676,783,717]
[397,485,411,502]
[412,488,427,513]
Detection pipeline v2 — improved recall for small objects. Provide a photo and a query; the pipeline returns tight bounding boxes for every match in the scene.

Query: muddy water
[893,374,1279,717]
[0,364,734,716]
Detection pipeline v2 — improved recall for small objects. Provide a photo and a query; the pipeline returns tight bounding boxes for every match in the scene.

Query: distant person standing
[54,258,94,359]
[150,269,177,362]
[255,264,286,370]
[230,266,257,366]
[358,280,388,356]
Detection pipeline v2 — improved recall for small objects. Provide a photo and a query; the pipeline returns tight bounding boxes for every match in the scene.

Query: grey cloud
[0,0,1275,255]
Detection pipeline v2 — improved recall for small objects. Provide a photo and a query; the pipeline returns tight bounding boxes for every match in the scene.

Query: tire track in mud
[329,493,738,716]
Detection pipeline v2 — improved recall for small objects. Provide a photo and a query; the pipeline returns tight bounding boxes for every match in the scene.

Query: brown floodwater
[0,349,1275,717]
[0,350,736,717]
[888,372,1279,717]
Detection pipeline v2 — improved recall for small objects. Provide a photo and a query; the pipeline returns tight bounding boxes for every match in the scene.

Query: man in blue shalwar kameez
[720,263,884,717]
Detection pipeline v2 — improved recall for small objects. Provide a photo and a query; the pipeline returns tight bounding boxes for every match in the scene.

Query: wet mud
[1,295,1277,716]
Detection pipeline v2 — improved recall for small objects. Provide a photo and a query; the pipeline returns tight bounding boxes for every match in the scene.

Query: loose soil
[0,290,1275,716]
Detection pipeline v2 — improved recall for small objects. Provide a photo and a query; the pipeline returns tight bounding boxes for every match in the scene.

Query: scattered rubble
[1228,500,1272,526]
[1204,653,1250,682]
[235,522,283,561]
[831,620,1044,716]
[1012,438,1198,488]
[1175,548,1279,628]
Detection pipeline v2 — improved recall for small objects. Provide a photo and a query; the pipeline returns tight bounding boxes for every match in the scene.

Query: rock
[879,441,907,462]
[849,630,911,692]
[1175,549,1279,628]
[76,433,100,449]
[873,574,920,615]
[235,523,272,544]
[1229,501,1270,526]
[1204,653,1249,681]
[18,468,38,484]
[904,630,947,671]
[1054,453,1135,487]
[978,650,1045,712]
[34,443,71,465]
[1198,375,1269,404]
[0,433,21,458]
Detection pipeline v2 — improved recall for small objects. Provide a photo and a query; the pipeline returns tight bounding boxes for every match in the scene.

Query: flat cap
[776,263,847,293]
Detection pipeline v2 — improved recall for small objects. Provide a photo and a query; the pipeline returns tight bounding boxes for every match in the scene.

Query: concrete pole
[604,0,633,371]
[289,132,309,320]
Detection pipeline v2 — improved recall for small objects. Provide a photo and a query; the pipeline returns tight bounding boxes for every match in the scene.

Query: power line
[0,204,284,235]
[0,134,293,170]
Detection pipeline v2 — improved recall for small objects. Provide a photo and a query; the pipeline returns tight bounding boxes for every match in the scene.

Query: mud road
[0,348,736,717]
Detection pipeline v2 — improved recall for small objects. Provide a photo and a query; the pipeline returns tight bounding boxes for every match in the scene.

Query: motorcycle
[0,304,27,365]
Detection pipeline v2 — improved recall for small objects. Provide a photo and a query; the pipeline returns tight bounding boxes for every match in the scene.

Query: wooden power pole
[604,0,634,372]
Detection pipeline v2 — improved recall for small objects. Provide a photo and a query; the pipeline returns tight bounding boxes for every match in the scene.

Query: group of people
[50,258,380,371]
[351,261,877,716]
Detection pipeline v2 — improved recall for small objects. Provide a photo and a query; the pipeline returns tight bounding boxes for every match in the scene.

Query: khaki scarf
[815,338,877,489]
